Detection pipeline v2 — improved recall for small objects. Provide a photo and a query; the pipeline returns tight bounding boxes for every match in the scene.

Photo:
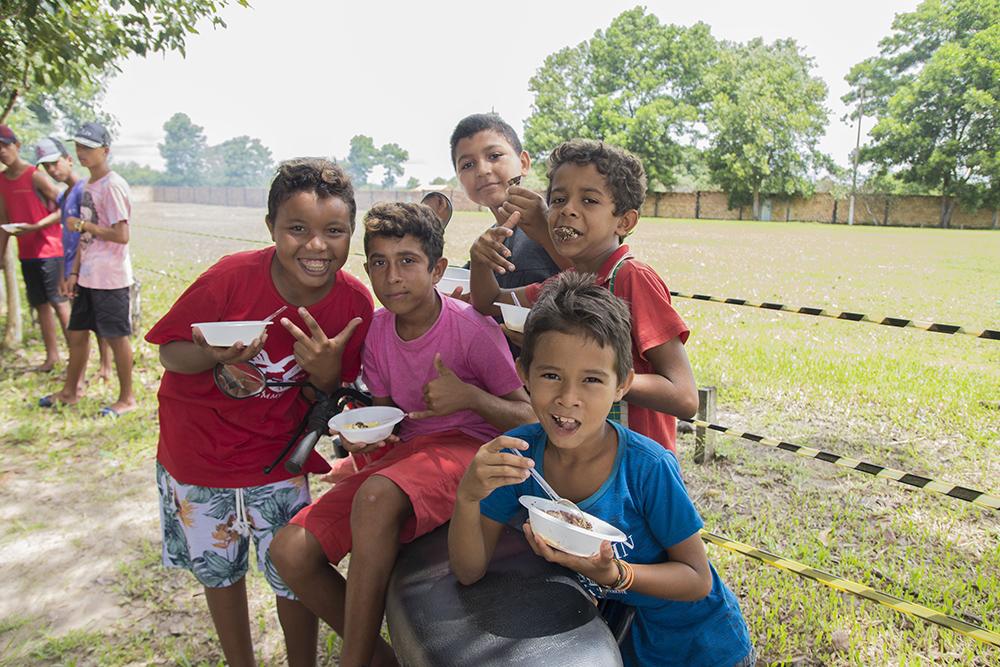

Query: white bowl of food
[495,302,530,333]
[1,223,30,233]
[518,495,626,557]
[329,406,406,445]
[192,321,272,347]
[437,266,471,294]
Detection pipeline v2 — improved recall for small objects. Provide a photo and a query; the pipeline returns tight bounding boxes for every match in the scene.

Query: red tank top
[0,165,62,259]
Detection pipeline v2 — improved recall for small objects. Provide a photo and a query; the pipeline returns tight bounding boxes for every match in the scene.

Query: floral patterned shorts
[156,462,311,599]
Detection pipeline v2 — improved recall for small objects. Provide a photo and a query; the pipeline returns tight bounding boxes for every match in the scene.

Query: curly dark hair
[520,271,633,383]
[363,202,445,268]
[449,113,522,166]
[546,140,647,215]
[266,158,356,228]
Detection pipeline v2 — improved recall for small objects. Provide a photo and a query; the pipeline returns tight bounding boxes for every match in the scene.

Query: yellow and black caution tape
[671,291,999,340]
[686,419,999,511]
[701,530,1000,647]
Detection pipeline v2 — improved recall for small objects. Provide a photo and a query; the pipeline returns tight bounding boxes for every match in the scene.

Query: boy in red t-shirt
[145,159,373,667]
[470,139,698,452]
[0,124,68,371]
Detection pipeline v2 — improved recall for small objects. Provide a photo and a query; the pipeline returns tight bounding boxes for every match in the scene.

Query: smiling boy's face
[267,190,352,304]
[454,130,530,210]
[519,330,632,452]
[364,233,447,319]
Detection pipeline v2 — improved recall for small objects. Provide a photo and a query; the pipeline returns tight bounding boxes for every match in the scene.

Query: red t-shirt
[525,244,690,451]
[145,247,374,487]
[0,165,62,259]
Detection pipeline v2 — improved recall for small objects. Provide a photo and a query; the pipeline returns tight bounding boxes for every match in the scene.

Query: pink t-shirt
[362,294,524,444]
[78,171,133,289]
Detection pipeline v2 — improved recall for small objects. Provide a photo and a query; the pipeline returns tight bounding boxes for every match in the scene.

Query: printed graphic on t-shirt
[76,190,97,259]
[250,349,303,398]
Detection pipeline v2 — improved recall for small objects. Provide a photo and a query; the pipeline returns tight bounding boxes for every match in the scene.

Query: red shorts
[289,429,481,564]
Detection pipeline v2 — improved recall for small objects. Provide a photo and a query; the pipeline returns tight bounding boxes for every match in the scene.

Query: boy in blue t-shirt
[449,272,754,667]
[35,136,112,382]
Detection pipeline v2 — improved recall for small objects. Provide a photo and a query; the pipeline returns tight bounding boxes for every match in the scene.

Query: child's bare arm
[280,309,364,393]
[449,436,534,584]
[409,355,534,430]
[68,218,129,244]
[469,212,530,315]
[624,337,698,419]
[159,329,267,374]
[497,187,572,271]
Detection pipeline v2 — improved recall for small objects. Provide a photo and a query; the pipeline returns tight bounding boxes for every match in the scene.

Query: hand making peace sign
[281,307,364,392]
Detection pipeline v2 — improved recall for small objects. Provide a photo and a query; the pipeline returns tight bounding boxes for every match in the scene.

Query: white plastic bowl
[519,495,626,557]
[437,266,470,294]
[330,406,406,445]
[192,321,271,347]
[1,223,29,233]
[495,302,530,333]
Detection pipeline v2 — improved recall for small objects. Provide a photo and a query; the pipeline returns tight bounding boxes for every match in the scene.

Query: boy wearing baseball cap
[0,124,69,372]
[35,136,113,383]
[40,122,136,417]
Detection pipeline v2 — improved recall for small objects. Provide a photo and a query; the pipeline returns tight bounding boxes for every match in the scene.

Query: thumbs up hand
[408,352,471,420]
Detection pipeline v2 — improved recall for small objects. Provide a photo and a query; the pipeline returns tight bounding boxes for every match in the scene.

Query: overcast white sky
[103,0,919,184]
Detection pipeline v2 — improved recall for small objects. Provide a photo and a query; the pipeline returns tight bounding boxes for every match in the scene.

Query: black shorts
[21,258,68,307]
[69,285,132,338]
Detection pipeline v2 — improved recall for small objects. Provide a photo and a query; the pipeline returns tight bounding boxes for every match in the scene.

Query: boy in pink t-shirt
[272,202,535,667]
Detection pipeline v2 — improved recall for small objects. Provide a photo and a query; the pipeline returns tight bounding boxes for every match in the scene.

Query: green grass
[0,202,997,665]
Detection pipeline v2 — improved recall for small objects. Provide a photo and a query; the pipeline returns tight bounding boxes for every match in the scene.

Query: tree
[378,143,408,188]
[705,38,832,218]
[159,112,207,185]
[405,177,420,189]
[114,161,167,186]
[0,1,249,123]
[845,0,1000,227]
[430,176,448,186]
[204,136,274,187]
[344,135,379,185]
[524,7,719,189]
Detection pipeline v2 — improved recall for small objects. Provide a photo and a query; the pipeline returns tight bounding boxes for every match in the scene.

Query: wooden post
[693,386,716,464]
[2,242,23,348]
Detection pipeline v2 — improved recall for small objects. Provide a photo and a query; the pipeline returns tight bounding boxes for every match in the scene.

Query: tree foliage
[203,135,274,187]
[378,143,408,188]
[845,0,1000,226]
[524,7,718,189]
[0,0,249,123]
[159,112,207,185]
[706,38,832,217]
[342,135,410,188]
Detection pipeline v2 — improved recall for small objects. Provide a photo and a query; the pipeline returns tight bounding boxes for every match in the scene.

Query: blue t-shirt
[480,422,753,667]
[58,180,86,275]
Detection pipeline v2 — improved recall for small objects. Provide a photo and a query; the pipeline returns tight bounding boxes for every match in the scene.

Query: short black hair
[363,202,445,268]
[449,113,522,166]
[546,140,647,215]
[520,272,633,383]
[267,158,356,229]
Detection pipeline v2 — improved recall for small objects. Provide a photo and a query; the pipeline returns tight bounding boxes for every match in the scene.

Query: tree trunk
[2,243,22,349]
[939,195,955,229]
[752,186,760,221]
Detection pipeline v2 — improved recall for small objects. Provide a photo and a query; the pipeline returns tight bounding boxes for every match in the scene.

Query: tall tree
[845,0,1000,227]
[0,0,249,123]
[159,112,207,185]
[204,136,274,187]
[378,143,408,188]
[705,38,832,219]
[344,135,379,185]
[524,7,718,189]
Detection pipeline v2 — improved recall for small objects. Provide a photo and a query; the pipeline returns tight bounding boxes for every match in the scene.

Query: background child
[450,113,570,288]
[450,273,754,667]
[471,139,697,452]
[145,158,372,667]
[0,124,68,371]
[38,122,136,415]
[35,136,113,383]
[272,202,535,667]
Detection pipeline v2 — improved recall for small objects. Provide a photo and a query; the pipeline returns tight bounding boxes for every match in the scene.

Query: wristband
[75,220,86,233]
[68,272,78,277]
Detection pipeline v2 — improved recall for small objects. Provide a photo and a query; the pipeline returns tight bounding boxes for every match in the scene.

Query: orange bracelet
[619,560,635,591]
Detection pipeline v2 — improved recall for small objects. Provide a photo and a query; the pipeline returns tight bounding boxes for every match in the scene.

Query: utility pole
[848,87,865,226]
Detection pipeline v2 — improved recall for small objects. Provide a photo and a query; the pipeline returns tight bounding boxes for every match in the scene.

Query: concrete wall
[152,187,998,229]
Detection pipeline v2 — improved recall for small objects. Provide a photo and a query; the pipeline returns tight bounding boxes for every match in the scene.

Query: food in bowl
[518,495,626,557]
[348,421,382,430]
[329,406,406,445]
[545,509,593,530]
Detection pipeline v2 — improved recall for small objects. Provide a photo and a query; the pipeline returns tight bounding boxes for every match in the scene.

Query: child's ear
[430,256,448,282]
[616,210,639,239]
[615,369,635,402]
[519,150,531,176]
[264,216,275,241]
[516,358,529,387]
[363,261,371,277]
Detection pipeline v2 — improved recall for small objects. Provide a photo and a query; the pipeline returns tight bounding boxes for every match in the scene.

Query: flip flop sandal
[99,406,121,418]
[38,395,57,408]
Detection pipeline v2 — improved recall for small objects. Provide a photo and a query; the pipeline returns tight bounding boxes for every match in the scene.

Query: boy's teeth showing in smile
[553,226,581,241]
[299,258,330,275]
